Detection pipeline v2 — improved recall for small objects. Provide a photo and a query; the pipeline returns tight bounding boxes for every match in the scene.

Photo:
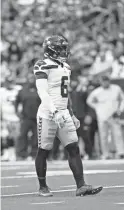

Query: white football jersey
[34,58,71,119]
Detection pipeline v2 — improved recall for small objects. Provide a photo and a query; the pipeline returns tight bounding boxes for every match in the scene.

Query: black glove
[112,111,121,119]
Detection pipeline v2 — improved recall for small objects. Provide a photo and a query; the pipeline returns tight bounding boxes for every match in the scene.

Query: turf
[1,159,124,210]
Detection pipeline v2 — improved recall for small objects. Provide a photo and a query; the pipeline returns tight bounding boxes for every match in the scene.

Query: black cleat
[39,186,53,197]
[76,184,103,196]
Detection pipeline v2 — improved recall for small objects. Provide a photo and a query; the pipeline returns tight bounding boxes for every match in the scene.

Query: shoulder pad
[64,62,71,71]
[34,59,58,71]
[34,60,46,67]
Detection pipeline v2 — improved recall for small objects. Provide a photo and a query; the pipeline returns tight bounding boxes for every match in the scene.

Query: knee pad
[65,142,79,157]
[36,148,50,159]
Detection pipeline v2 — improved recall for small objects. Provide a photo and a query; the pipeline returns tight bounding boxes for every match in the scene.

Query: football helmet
[43,35,70,62]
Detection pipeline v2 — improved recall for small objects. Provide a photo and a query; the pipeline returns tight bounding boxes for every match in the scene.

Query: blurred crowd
[1,0,124,161]
[1,74,124,161]
[1,0,124,81]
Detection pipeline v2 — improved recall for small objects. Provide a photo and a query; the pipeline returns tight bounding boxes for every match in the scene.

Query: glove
[72,115,80,130]
[84,115,92,125]
[54,111,66,128]
[113,110,122,119]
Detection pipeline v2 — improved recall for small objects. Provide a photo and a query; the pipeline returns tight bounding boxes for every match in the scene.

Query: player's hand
[16,111,23,119]
[84,115,92,125]
[113,110,122,119]
[54,111,66,128]
[72,115,80,130]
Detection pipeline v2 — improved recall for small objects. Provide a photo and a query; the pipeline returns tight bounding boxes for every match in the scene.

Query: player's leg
[35,116,57,196]
[57,110,85,187]
[66,142,85,188]
[58,110,103,196]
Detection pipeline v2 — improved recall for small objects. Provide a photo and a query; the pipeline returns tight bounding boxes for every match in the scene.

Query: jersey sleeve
[36,79,57,114]
[34,59,58,114]
[34,59,58,80]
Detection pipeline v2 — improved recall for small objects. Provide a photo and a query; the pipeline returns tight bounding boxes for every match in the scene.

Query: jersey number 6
[61,76,68,98]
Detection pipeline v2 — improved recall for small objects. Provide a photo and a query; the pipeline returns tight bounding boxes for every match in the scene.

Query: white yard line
[115,203,124,205]
[31,201,65,205]
[104,185,124,189]
[1,159,124,166]
[1,169,124,179]
[1,161,34,166]
[17,169,124,175]
[1,185,124,197]
[61,185,124,189]
[0,185,19,188]
[1,192,38,197]
[1,175,36,179]
[60,185,76,188]
[1,166,32,171]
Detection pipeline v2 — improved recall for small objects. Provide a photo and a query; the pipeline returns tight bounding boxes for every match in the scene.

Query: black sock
[35,148,49,188]
[66,143,85,188]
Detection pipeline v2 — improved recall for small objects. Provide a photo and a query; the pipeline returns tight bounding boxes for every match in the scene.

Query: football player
[34,35,103,197]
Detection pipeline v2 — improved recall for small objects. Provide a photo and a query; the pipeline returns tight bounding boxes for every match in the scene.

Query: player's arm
[36,79,57,113]
[68,95,80,129]
[67,94,73,116]
[34,60,65,128]
[34,60,57,114]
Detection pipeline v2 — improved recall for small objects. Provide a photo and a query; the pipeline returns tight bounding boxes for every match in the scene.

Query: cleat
[39,186,53,197]
[76,184,103,196]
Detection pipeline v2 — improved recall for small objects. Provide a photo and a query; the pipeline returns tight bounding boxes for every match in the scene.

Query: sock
[35,148,49,188]
[66,143,85,188]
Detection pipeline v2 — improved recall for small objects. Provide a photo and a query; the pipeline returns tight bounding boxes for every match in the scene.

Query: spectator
[1,78,21,161]
[15,74,40,160]
[71,76,98,159]
[87,75,124,159]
